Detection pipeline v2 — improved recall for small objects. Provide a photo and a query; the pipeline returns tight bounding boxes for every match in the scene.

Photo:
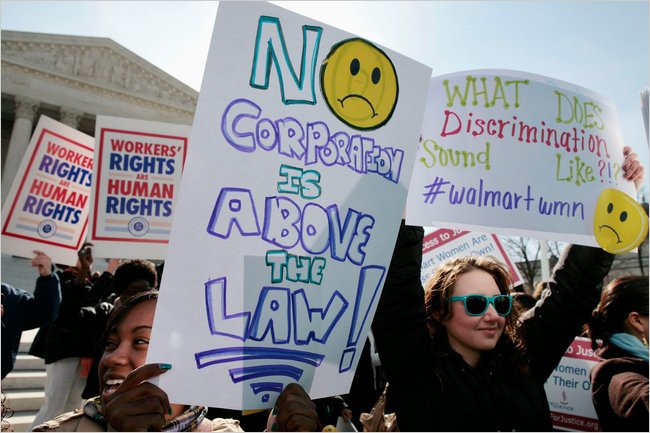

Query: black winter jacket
[372,222,614,431]
[29,271,113,363]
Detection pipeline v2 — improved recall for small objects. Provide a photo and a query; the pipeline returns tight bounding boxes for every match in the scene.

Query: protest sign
[147,1,432,410]
[88,116,191,259]
[421,228,523,287]
[406,70,637,248]
[545,337,602,432]
[1,115,94,265]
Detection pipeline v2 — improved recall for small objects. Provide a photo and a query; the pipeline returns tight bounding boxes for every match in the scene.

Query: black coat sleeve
[22,274,62,329]
[372,221,431,431]
[520,244,614,383]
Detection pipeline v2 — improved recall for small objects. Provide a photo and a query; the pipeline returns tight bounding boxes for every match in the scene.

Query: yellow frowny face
[593,188,648,254]
[320,38,399,131]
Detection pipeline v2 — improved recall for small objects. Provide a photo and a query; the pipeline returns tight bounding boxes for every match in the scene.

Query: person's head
[424,255,519,367]
[588,275,649,350]
[111,259,158,302]
[98,291,184,418]
[512,293,537,313]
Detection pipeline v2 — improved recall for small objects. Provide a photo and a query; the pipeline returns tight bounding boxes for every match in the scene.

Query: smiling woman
[371,144,647,432]
[32,291,321,432]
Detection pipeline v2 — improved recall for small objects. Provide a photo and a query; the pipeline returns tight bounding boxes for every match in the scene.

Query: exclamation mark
[338,265,386,373]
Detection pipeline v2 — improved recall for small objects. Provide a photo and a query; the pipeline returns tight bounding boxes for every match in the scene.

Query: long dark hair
[423,255,527,375]
[588,275,649,350]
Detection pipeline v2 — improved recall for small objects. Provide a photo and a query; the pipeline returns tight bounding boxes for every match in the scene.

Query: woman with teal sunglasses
[373,147,644,431]
[375,228,616,431]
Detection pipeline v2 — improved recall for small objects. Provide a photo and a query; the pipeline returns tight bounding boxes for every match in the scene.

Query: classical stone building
[1,30,198,205]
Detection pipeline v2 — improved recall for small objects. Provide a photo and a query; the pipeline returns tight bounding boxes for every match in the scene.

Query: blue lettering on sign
[196,262,386,404]
[250,16,322,105]
[207,187,375,266]
[221,98,404,183]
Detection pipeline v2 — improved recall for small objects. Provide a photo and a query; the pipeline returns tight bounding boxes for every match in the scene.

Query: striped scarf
[83,397,208,432]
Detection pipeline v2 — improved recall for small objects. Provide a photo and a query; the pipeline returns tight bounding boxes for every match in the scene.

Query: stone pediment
[1,30,198,114]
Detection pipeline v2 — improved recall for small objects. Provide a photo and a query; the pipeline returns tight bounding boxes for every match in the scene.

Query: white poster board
[147,1,432,410]
[406,70,636,247]
[1,115,94,265]
[544,337,601,432]
[421,228,523,287]
[88,116,191,259]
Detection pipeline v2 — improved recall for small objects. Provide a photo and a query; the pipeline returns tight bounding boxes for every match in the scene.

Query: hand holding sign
[30,250,53,277]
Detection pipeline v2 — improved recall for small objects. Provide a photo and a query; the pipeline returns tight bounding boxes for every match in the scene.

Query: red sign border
[1,128,92,250]
[90,127,188,243]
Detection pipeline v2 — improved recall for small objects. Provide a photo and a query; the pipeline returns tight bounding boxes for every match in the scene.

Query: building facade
[1,30,198,205]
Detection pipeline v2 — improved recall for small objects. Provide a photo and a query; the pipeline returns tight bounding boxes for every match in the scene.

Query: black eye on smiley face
[350,58,359,75]
[607,202,628,222]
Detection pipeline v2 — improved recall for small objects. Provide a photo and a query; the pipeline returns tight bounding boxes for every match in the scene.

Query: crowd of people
[1,149,647,432]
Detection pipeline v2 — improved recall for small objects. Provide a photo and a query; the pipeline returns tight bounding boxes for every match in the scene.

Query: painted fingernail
[168,406,173,415]
[271,421,279,432]
[160,363,172,370]
[272,406,278,416]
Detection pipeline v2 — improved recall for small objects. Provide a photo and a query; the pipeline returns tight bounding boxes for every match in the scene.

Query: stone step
[3,410,38,433]
[14,354,45,371]
[2,329,46,433]
[18,328,39,354]
[3,388,44,412]
[1,370,46,390]
[18,340,34,355]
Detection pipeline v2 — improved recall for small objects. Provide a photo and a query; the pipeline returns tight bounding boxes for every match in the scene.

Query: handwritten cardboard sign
[421,228,523,287]
[544,337,601,432]
[147,1,432,410]
[406,70,636,247]
[1,115,94,266]
[88,116,190,259]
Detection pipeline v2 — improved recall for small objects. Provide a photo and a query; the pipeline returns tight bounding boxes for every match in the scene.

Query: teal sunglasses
[448,294,513,316]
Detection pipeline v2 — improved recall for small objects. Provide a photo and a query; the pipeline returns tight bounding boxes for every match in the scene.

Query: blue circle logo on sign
[37,220,57,238]
[128,217,149,237]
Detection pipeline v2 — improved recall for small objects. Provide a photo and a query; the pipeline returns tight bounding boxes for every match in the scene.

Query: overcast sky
[2,0,648,194]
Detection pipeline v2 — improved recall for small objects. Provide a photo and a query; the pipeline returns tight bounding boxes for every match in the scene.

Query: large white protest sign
[147,1,432,410]
[88,116,191,259]
[406,70,637,247]
[1,115,94,265]
[421,228,523,287]
[544,337,601,432]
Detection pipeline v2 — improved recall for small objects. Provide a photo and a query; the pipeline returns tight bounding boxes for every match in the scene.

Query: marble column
[2,96,39,206]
